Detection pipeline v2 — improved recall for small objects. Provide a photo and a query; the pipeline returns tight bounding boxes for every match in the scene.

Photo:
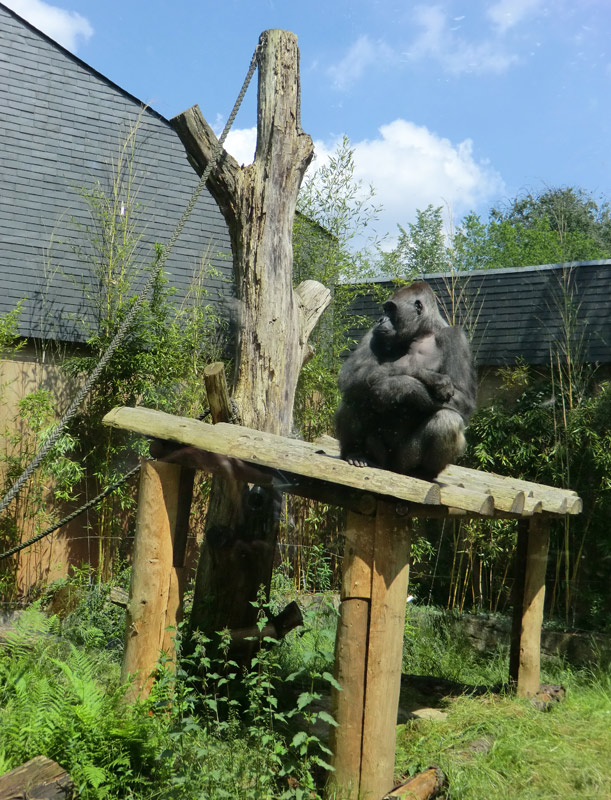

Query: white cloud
[407,4,518,74]
[487,0,544,34]
[348,120,504,244]
[224,121,504,247]
[224,127,257,166]
[327,35,395,90]
[4,0,93,52]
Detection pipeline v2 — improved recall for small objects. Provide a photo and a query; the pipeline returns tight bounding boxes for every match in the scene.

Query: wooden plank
[103,407,442,506]
[360,502,411,799]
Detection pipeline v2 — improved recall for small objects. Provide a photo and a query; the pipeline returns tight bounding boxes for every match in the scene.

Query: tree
[292,136,383,438]
[454,187,611,271]
[381,205,450,280]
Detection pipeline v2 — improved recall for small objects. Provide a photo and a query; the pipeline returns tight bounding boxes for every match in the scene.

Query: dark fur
[335,281,476,479]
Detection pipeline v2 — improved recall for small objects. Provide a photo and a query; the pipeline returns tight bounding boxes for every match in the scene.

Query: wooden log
[0,755,74,799]
[314,437,582,516]
[383,766,447,799]
[509,516,551,697]
[442,465,582,515]
[329,512,375,800]
[437,472,525,514]
[204,361,233,423]
[330,504,412,800]
[121,460,184,701]
[360,501,411,800]
[103,408,445,508]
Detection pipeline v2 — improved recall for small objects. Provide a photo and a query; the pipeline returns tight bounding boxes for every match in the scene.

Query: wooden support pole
[509,516,551,697]
[121,459,185,701]
[330,503,411,800]
[361,502,411,799]
[330,513,375,800]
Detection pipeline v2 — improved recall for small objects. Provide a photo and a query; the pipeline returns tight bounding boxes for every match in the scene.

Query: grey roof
[0,3,233,343]
[348,261,611,367]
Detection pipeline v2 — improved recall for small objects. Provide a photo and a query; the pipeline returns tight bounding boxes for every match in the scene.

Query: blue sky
[5,0,611,247]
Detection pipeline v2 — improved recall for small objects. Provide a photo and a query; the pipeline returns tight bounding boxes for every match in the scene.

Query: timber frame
[103,406,582,800]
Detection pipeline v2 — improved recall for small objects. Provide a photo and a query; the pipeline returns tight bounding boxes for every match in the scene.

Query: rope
[0,463,142,561]
[0,39,263,518]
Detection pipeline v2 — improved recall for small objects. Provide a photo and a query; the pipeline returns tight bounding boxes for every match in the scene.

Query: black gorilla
[335,281,476,479]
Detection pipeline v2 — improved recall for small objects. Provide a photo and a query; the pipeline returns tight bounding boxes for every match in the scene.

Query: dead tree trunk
[172,30,330,639]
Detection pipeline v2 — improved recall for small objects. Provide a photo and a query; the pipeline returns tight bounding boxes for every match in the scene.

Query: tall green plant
[58,116,226,578]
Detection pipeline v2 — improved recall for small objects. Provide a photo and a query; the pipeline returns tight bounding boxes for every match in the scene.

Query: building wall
[0,3,234,343]
[0,4,235,594]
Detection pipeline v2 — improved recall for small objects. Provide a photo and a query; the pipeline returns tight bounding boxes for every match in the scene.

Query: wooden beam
[330,512,376,800]
[313,435,582,516]
[360,501,411,798]
[104,407,488,510]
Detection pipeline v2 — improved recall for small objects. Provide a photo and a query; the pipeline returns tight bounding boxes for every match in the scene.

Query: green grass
[396,673,611,799]
[396,606,611,799]
[2,584,610,799]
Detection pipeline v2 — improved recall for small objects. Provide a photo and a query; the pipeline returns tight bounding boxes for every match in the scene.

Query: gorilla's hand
[427,373,455,403]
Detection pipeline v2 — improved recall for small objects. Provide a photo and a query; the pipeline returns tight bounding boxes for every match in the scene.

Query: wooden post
[330,502,411,800]
[509,516,551,697]
[121,459,186,701]
[330,512,375,800]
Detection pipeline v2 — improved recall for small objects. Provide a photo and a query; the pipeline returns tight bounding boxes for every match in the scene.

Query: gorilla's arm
[338,332,444,413]
[435,327,477,420]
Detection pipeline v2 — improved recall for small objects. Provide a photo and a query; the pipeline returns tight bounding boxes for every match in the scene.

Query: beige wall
[0,343,90,595]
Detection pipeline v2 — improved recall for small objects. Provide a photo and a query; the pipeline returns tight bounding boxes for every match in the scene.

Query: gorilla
[334,281,476,480]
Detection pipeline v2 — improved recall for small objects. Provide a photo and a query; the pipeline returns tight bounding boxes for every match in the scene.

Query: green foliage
[395,670,611,799]
[402,606,508,686]
[0,608,159,799]
[454,187,611,271]
[293,137,384,439]
[0,590,339,799]
[57,118,226,576]
[382,205,450,280]
[381,186,611,278]
[0,304,24,358]
[0,382,83,599]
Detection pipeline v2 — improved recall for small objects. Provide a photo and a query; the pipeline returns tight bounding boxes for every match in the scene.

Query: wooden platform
[103,406,582,800]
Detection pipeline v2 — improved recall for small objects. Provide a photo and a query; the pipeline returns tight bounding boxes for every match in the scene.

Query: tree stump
[172,30,330,640]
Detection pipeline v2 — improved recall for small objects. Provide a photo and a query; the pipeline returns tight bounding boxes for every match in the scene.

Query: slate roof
[348,260,611,367]
[0,3,233,343]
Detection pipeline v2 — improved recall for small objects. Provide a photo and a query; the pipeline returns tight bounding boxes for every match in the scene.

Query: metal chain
[0,39,263,518]
[0,463,142,561]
